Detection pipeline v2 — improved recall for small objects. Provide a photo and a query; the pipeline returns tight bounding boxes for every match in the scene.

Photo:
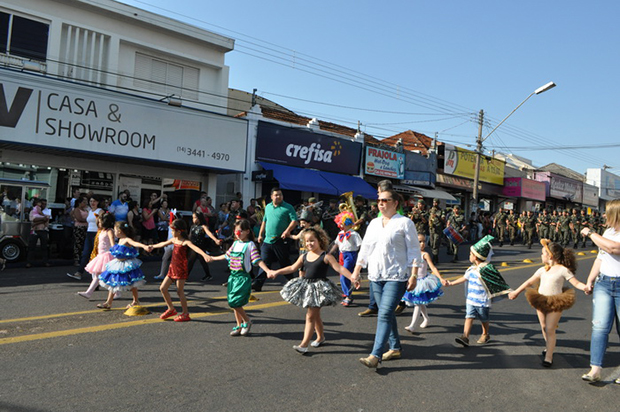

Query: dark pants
[253,239,293,288]
[27,230,49,264]
[78,231,97,274]
[187,249,211,279]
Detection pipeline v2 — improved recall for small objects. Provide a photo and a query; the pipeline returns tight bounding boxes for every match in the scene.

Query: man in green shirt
[252,187,298,291]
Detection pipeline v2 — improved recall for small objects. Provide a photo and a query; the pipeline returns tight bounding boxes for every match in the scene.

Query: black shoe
[251,283,262,292]
[499,242,503,247]
[201,274,213,281]
[394,303,406,315]
[542,360,553,368]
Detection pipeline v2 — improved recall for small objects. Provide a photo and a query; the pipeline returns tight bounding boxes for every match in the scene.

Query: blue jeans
[590,275,620,367]
[370,280,407,359]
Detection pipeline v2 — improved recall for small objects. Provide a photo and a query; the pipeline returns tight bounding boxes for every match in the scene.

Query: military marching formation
[492,207,606,249]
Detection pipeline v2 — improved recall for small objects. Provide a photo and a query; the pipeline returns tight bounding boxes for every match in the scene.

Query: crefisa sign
[255,121,362,175]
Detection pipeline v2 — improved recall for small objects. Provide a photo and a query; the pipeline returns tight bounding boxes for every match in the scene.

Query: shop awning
[394,185,456,201]
[319,170,377,199]
[259,162,339,195]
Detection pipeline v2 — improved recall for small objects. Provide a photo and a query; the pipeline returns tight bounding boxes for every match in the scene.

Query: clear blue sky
[118,0,619,176]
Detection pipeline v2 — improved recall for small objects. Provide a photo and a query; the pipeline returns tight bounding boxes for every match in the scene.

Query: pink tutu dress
[85,230,114,275]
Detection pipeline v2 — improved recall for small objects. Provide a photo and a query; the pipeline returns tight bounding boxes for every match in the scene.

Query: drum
[443,226,464,245]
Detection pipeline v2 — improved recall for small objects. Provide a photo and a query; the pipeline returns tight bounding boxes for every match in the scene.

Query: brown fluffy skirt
[525,287,576,314]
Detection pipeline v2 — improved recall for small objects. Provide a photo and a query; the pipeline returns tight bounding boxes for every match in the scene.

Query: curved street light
[472,81,556,209]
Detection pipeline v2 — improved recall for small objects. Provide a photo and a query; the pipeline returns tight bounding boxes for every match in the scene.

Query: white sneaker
[293,345,308,354]
[66,272,82,280]
[310,338,326,348]
[240,320,252,336]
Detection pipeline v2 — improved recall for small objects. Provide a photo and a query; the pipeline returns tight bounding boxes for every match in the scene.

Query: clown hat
[471,235,495,261]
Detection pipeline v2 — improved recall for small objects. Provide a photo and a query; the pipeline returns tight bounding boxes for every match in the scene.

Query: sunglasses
[377,198,393,203]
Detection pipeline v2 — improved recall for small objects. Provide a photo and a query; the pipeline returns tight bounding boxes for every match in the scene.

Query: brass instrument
[339,191,360,230]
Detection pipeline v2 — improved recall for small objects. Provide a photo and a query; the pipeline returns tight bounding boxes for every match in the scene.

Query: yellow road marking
[0,300,290,345]
[0,290,280,324]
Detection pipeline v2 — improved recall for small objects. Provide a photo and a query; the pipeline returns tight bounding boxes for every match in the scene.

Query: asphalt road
[1,243,619,412]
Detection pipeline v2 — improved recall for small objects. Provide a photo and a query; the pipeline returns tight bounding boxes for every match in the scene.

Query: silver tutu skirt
[280,277,342,308]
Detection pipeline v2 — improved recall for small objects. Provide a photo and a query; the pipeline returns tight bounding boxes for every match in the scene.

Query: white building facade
[0,0,246,209]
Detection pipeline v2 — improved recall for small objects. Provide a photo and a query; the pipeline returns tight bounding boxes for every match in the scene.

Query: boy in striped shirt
[446,235,506,347]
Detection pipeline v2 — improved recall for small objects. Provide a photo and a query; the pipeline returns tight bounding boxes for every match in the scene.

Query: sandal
[126,302,140,309]
[96,303,111,310]
[173,313,191,322]
[160,308,178,320]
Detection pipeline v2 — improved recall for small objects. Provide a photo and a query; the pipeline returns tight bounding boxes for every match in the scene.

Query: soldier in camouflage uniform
[578,209,590,248]
[493,207,508,247]
[410,199,429,239]
[569,208,581,248]
[557,209,571,247]
[599,212,607,234]
[447,205,466,262]
[506,209,518,246]
[522,210,537,248]
[428,199,445,264]
[550,210,559,242]
[537,208,552,240]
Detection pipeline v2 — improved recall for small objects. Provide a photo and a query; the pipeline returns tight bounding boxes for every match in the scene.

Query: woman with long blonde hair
[580,199,620,383]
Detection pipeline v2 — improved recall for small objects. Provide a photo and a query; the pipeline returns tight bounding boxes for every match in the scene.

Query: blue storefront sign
[256,121,362,175]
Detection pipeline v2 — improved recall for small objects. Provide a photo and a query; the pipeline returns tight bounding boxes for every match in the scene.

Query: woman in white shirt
[351,188,421,368]
[580,199,620,383]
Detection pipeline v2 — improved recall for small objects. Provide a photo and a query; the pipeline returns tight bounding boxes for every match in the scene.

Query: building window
[133,52,199,100]
[0,11,49,61]
[59,24,110,85]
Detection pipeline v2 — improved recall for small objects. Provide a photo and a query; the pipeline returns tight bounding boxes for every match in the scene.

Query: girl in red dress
[150,219,210,322]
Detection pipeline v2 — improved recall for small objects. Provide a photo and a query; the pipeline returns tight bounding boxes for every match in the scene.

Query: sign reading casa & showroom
[0,69,247,172]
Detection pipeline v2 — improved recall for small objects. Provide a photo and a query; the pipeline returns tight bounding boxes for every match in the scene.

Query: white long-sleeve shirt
[356,214,422,281]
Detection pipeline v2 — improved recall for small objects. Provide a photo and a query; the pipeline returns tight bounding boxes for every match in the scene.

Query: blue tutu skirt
[403,274,444,306]
[280,277,341,308]
[98,258,146,293]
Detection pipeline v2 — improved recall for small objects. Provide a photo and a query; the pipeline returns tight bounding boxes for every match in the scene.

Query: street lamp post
[471,81,556,211]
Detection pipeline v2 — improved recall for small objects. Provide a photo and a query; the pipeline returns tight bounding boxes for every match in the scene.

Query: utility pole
[472,109,484,211]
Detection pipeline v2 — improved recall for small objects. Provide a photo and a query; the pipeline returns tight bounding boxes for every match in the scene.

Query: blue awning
[319,170,377,199]
[259,162,339,195]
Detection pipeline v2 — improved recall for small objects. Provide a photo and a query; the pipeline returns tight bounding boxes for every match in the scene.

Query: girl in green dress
[209,220,273,336]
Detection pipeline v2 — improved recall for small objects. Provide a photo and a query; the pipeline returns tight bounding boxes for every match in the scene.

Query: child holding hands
[150,218,211,322]
[78,212,116,299]
[445,235,510,346]
[208,219,272,336]
[509,239,586,367]
[402,234,446,332]
[97,222,150,310]
[269,227,360,353]
[329,210,362,307]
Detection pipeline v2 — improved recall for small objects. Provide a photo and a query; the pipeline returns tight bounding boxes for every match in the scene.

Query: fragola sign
[365,147,405,179]
[256,121,362,175]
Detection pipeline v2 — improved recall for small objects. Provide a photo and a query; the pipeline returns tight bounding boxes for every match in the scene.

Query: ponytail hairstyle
[100,212,116,230]
[193,211,208,226]
[300,226,330,251]
[171,218,189,240]
[115,221,135,239]
[546,240,577,273]
[235,219,255,241]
